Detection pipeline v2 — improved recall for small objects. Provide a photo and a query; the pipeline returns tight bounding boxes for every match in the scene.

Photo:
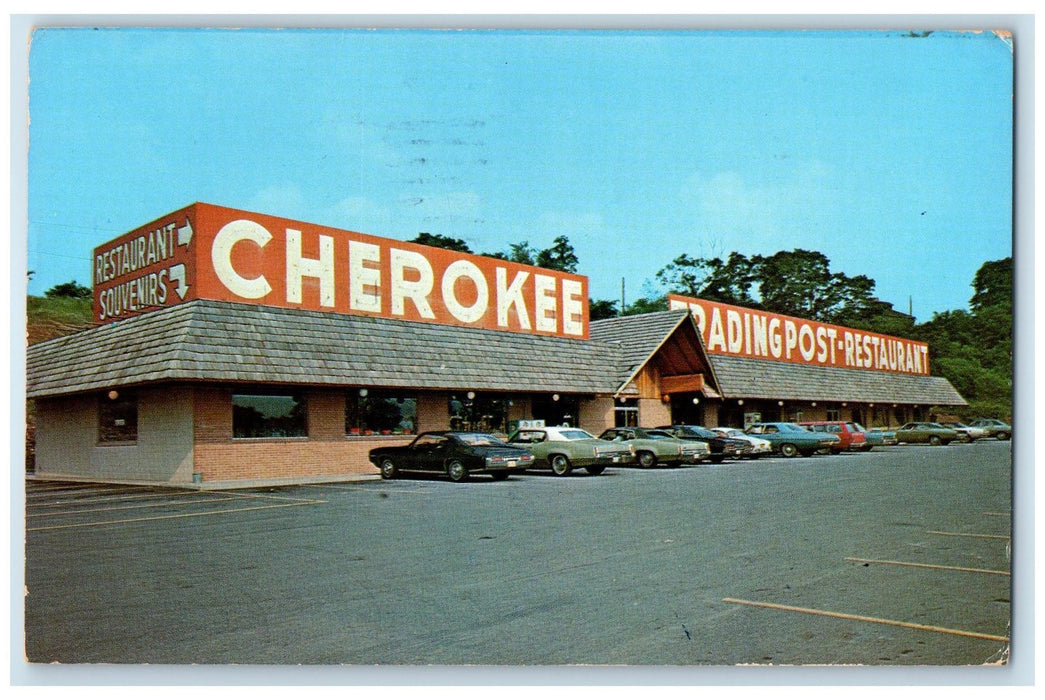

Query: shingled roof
[26,300,622,398]
[710,355,967,406]
[27,300,967,407]
[589,310,696,388]
[590,311,966,407]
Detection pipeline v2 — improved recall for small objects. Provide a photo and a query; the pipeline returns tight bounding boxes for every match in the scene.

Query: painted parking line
[927,530,1010,540]
[722,597,1009,643]
[25,484,153,499]
[26,494,245,519]
[27,489,209,510]
[26,497,327,532]
[845,557,1010,576]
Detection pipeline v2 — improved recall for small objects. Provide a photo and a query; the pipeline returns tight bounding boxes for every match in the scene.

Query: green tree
[535,236,579,273]
[654,252,758,307]
[970,257,1012,314]
[45,280,92,299]
[653,248,883,324]
[589,299,619,321]
[410,232,473,253]
[485,241,538,266]
[910,258,1012,421]
[622,295,669,316]
[752,249,879,324]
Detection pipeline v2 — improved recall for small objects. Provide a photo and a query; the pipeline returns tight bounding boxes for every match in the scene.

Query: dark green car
[894,422,958,446]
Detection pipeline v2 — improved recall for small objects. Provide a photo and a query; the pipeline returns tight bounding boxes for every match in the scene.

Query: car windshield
[456,433,507,447]
[559,429,595,440]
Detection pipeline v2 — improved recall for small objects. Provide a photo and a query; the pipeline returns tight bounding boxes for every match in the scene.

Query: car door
[411,433,450,472]
[511,430,550,464]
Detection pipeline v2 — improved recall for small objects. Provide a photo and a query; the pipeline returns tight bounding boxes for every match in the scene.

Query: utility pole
[621,277,626,316]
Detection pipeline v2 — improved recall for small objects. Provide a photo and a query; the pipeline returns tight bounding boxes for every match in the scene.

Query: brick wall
[578,397,614,434]
[638,398,672,428]
[193,386,415,483]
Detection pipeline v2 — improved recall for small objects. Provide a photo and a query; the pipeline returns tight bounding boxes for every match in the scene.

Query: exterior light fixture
[842,402,847,407]
[692,397,700,405]
[467,391,476,400]
[661,395,670,403]
[737,399,744,406]
[107,390,119,400]
[777,401,784,407]
[811,402,817,407]
[359,388,368,397]
[552,393,559,402]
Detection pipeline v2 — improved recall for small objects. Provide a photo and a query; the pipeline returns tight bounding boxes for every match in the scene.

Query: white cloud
[322,196,393,233]
[678,160,839,255]
[246,184,307,218]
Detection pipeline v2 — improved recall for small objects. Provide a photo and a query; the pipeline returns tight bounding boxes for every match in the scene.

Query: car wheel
[780,443,799,458]
[379,459,397,480]
[996,432,1010,441]
[585,465,606,476]
[929,436,942,446]
[550,454,572,476]
[447,460,469,482]
[490,470,510,481]
[637,451,656,468]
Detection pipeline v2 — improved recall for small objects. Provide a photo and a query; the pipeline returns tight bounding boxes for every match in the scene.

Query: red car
[798,421,869,452]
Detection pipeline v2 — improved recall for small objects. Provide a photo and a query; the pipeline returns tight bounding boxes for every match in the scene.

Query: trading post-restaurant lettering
[668,294,929,376]
[93,203,589,339]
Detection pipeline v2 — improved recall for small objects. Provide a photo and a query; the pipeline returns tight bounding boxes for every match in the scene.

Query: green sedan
[506,425,633,475]
[598,427,711,467]
[894,422,959,446]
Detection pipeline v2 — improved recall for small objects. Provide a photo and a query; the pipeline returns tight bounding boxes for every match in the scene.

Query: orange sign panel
[668,294,929,376]
[94,203,589,339]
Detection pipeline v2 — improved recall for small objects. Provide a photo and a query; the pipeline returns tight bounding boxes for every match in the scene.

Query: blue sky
[25,27,1013,322]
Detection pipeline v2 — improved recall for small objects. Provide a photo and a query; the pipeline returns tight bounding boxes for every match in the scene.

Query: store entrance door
[669,394,705,425]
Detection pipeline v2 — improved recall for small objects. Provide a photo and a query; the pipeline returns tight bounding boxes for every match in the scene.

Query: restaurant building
[25,204,965,488]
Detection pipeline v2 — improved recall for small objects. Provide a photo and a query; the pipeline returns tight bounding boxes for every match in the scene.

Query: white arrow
[169,263,189,300]
[178,218,194,247]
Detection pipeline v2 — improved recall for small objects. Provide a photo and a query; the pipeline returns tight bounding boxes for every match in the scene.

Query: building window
[233,391,308,438]
[826,409,841,421]
[531,394,579,428]
[449,393,510,434]
[615,403,638,427]
[346,391,418,436]
[99,392,137,443]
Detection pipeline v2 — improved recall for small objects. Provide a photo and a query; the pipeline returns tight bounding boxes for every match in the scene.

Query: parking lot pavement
[23,441,1012,668]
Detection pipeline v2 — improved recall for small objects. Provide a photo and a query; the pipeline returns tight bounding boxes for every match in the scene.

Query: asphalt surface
[23,440,1012,669]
